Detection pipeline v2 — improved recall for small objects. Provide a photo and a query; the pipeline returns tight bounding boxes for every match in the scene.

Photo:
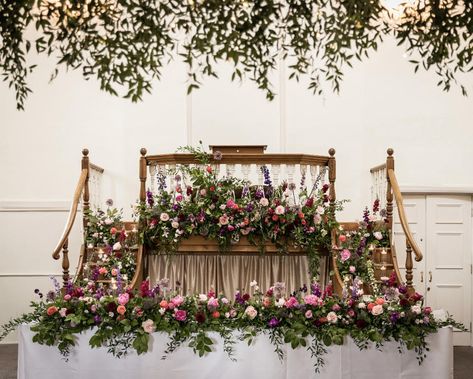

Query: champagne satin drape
[149,253,330,296]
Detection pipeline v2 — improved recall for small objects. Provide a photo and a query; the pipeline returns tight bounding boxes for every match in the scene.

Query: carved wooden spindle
[62,238,70,287]
[226,163,235,177]
[257,164,264,185]
[139,148,148,203]
[309,165,317,189]
[241,164,251,181]
[81,149,90,229]
[386,148,394,229]
[286,164,295,186]
[328,148,336,206]
[149,164,157,194]
[300,164,307,188]
[405,237,414,294]
[272,164,280,186]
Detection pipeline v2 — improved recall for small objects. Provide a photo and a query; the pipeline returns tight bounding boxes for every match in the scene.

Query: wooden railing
[371,148,423,294]
[52,149,104,287]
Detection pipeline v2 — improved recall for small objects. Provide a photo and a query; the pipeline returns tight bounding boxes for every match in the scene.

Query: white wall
[1,37,473,342]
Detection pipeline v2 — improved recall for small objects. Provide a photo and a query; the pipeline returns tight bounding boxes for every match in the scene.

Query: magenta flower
[284,296,299,309]
[174,309,187,322]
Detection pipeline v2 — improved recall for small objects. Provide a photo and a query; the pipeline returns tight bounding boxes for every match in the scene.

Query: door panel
[426,195,472,346]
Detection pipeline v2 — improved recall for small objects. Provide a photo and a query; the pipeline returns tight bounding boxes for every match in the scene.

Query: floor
[1,344,473,378]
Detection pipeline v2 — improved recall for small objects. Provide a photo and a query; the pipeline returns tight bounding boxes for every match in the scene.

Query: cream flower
[142,319,156,333]
[327,311,338,323]
[244,305,258,320]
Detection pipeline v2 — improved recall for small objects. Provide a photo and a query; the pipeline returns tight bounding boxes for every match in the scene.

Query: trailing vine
[1,0,472,110]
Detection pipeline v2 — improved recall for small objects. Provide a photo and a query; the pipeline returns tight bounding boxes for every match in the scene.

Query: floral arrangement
[335,199,391,287]
[139,143,344,276]
[82,200,138,287]
[0,275,464,372]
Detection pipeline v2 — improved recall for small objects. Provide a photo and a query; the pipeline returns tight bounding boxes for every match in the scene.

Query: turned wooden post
[62,238,70,287]
[386,148,394,229]
[140,148,148,203]
[328,148,336,207]
[82,148,90,230]
[405,238,414,294]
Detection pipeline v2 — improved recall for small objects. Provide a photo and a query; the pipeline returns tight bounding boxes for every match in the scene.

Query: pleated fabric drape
[149,253,329,297]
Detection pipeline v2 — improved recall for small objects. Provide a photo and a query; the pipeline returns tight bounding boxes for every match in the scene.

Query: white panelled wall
[1,37,473,343]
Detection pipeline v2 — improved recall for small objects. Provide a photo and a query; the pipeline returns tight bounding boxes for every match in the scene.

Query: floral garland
[0,276,464,371]
[335,199,390,289]
[82,201,137,286]
[139,144,344,277]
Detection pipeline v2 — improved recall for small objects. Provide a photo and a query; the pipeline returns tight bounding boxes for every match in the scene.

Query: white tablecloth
[18,324,453,379]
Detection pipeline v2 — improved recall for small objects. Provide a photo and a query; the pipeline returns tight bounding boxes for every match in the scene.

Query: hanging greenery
[1,0,472,110]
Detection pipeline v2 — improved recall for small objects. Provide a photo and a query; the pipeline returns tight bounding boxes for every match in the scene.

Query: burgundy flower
[242,293,250,302]
[322,184,329,193]
[356,319,367,329]
[399,298,409,307]
[195,311,206,323]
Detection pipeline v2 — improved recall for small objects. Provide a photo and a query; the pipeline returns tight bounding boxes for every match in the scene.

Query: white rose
[104,218,113,225]
[371,304,384,316]
[327,311,338,323]
[250,280,258,287]
[316,206,325,215]
[199,294,208,302]
[411,305,422,315]
[373,231,383,240]
[276,298,285,308]
[113,242,121,251]
[160,213,170,222]
[219,204,226,210]
[159,308,166,315]
[142,319,156,333]
[358,302,366,309]
[171,221,179,229]
[245,306,258,320]
[259,198,269,207]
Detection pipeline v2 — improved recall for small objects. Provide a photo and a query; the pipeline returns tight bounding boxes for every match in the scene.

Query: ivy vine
[1,0,472,110]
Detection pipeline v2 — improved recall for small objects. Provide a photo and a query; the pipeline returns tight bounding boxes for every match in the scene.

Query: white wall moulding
[0,273,61,278]
[0,200,81,212]
[400,187,473,195]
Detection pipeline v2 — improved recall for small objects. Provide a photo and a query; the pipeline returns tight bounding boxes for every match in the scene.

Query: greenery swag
[1,0,472,110]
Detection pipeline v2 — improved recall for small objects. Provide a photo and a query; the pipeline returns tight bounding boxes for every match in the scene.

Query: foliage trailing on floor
[1,0,472,110]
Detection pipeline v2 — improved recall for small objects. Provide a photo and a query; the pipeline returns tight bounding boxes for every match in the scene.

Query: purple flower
[311,282,322,297]
[146,190,154,207]
[94,315,102,324]
[261,165,272,187]
[398,285,408,294]
[246,203,254,212]
[389,312,400,324]
[268,317,280,328]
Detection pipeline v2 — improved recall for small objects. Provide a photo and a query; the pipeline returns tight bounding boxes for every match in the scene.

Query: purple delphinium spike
[65,280,74,295]
[356,237,366,256]
[146,190,154,207]
[50,276,61,294]
[311,282,322,297]
[116,268,123,294]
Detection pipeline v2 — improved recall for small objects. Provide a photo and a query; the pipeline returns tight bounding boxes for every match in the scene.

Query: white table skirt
[18,324,453,379]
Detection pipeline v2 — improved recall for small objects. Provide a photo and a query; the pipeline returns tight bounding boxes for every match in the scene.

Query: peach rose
[117,305,126,315]
[47,306,58,316]
[159,300,169,309]
[375,298,385,305]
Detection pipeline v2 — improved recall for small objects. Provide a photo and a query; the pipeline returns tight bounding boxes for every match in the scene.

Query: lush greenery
[138,143,343,277]
[1,1,472,110]
[0,275,464,371]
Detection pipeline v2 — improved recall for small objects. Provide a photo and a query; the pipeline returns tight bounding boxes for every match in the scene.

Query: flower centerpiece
[139,143,345,276]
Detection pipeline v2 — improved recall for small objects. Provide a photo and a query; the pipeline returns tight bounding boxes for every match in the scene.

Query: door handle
[420,271,424,283]
[429,271,432,282]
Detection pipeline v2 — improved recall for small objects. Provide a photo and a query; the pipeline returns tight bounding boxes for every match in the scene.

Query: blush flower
[304,294,321,306]
[142,319,156,333]
[340,249,351,262]
[171,295,184,307]
[219,215,229,225]
[371,304,384,316]
[244,305,258,320]
[160,213,170,222]
[327,311,338,323]
[259,198,269,207]
[275,205,285,215]
[305,310,313,319]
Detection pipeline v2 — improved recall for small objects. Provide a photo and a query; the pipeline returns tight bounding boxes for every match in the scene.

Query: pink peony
[142,319,155,333]
[171,295,184,307]
[174,309,187,322]
[304,294,321,306]
[118,293,130,306]
[207,297,219,309]
[284,296,299,309]
[226,199,236,209]
[340,249,351,262]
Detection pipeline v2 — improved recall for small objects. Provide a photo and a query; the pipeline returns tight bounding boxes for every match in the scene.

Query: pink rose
[174,309,187,322]
[371,304,384,316]
[227,225,235,231]
[142,319,155,333]
[207,297,219,309]
[244,306,258,320]
[118,293,130,306]
[340,249,351,262]
[64,294,71,301]
[305,310,313,319]
[176,194,183,202]
[332,304,341,312]
[226,199,236,208]
[200,189,207,196]
[98,267,108,275]
[424,306,432,315]
[349,266,356,273]
[275,205,285,215]
[259,198,269,207]
[284,297,299,309]
[262,297,272,308]
[219,215,229,225]
[59,308,67,317]
[90,304,97,313]
[117,305,126,315]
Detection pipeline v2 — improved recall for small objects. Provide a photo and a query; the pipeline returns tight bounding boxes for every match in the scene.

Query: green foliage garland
[1,0,472,110]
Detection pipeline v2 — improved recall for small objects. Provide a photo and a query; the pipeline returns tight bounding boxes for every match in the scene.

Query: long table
[18,324,453,379]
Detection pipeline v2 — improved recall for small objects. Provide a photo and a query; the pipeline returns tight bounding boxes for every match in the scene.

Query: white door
[425,195,472,346]
[393,195,426,295]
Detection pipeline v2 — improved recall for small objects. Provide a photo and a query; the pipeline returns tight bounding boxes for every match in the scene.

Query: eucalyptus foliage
[1,0,472,110]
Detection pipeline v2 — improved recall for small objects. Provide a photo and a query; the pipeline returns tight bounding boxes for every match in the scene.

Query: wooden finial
[82,148,89,156]
[328,148,336,156]
[387,148,394,156]
[140,148,147,156]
